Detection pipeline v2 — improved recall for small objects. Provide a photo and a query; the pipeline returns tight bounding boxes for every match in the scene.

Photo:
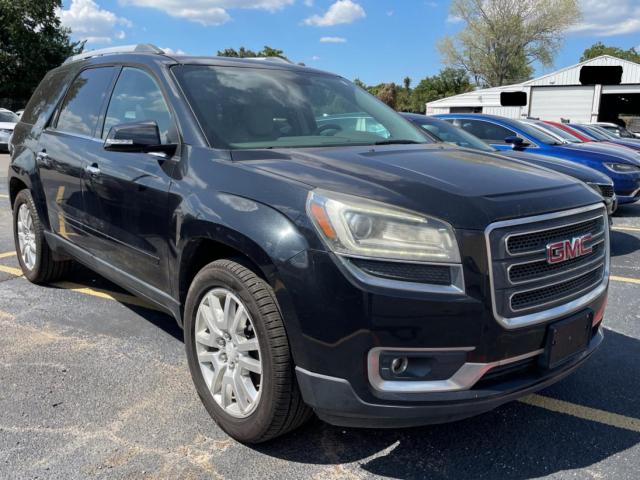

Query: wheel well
[9,177,27,207]
[178,238,267,314]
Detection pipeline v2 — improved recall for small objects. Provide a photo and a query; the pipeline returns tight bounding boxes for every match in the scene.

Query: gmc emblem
[546,234,593,264]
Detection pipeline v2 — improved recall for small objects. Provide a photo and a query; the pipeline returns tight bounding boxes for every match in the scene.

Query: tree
[439,0,580,87]
[580,42,640,63]
[0,0,83,110]
[217,46,287,60]
[376,83,398,109]
[412,68,474,112]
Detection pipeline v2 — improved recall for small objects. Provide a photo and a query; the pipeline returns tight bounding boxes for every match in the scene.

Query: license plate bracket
[540,311,592,370]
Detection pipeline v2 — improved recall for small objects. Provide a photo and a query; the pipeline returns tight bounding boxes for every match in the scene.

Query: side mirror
[505,135,528,149]
[104,121,176,156]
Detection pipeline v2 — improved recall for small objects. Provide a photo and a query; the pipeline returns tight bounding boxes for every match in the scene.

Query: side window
[102,68,175,144]
[457,119,515,144]
[55,67,115,136]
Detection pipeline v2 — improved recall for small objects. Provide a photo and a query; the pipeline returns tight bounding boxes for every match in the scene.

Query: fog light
[390,356,409,375]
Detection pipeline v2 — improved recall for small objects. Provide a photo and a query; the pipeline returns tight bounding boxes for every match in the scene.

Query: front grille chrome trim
[485,204,609,330]
[508,263,604,312]
[506,238,605,286]
[504,214,606,257]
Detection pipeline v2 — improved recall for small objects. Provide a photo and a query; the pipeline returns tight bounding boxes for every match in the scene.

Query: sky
[57,0,640,86]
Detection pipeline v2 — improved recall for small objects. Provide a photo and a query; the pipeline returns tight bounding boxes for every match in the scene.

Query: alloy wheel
[17,203,36,271]
[195,288,263,418]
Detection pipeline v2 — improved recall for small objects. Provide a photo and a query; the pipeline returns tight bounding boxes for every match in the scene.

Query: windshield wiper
[373,139,422,145]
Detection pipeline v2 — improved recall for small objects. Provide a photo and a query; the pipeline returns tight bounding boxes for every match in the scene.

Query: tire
[12,189,72,283]
[184,259,312,443]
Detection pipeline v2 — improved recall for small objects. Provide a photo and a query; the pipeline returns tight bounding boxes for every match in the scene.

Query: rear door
[37,66,117,242]
[450,118,529,152]
[80,66,178,292]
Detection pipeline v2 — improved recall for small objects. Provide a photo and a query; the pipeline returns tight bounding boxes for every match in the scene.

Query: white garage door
[529,86,595,123]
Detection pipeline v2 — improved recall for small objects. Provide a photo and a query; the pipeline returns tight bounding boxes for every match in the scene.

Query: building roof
[427,55,640,108]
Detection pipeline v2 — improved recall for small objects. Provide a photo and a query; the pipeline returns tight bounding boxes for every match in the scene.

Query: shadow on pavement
[256,329,640,479]
[610,230,640,257]
[614,204,640,218]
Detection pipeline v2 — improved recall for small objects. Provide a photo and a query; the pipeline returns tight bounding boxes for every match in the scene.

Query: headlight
[604,162,640,173]
[307,190,461,263]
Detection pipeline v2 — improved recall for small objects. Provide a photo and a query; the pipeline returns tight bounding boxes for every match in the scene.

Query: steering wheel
[316,124,343,136]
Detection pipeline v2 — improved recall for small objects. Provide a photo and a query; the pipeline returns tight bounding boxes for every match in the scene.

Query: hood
[502,151,612,184]
[561,142,640,165]
[234,144,601,230]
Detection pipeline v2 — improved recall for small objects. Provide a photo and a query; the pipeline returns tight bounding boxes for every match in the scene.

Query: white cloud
[120,0,294,26]
[311,55,321,61]
[320,36,347,43]
[386,10,394,16]
[58,0,132,44]
[570,0,640,36]
[446,14,462,23]
[304,0,314,6]
[160,47,187,55]
[303,0,365,27]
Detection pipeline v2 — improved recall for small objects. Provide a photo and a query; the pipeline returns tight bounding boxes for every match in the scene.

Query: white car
[0,108,18,152]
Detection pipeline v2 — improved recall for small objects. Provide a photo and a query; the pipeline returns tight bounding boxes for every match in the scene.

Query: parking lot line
[0,251,16,259]
[0,264,22,276]
[520,394,640,433]
[610,275,640,285]
[0,193,8,199]
[613,226,640,233]
[52,281,163,312]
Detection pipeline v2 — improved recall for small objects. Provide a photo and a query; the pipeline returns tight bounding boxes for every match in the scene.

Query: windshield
[515,120,563,145]
[413,118,494,152]
[579,125,610,141]
[534,122,582,143]
[172,65,429,149]
[0,111,18,123]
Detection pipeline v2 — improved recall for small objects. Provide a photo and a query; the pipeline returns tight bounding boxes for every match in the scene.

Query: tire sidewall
[184,262,282,442]
[12,190,44,282]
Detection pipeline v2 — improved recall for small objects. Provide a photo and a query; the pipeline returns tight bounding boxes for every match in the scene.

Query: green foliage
[357,68,473,113]
[439,0,580,87]
[580,42,640,63]
[217,46,287,60]
[0,0,83,109]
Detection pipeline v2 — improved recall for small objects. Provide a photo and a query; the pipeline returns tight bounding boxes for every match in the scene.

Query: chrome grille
[486,204,609,329]
[507,217,604,255]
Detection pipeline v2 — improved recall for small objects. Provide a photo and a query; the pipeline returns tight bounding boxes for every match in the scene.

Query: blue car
[436,114,640,205]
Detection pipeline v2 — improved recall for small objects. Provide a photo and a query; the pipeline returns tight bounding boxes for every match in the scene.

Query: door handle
[36,151,51,167]
[85,164,101,178]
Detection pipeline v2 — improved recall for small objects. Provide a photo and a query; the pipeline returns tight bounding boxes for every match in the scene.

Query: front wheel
[184,259,312,443]
[12,189,72,283]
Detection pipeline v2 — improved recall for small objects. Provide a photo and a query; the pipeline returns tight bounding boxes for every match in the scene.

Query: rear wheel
[12,190,72,283]
[184,259,312,443]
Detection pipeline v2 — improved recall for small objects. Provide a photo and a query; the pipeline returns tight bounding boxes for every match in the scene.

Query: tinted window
[172,65,427,149]
[102,68,175,143]
[56,67,115,136]
[414,118,494,152]
[534,122,581,143]
[454,119,515,144]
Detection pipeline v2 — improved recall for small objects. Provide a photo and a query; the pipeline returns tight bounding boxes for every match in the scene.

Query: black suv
[8,45,609,443]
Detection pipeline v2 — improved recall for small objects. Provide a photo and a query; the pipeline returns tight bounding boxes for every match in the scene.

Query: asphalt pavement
[1,153,640,479]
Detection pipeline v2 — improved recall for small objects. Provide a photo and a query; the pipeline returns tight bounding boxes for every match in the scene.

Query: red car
[543,121,592,142]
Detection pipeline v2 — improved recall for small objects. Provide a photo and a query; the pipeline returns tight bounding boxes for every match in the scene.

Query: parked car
[9,45,609,442]
[592,122,640,139]
[437,114,640,205]
[403,113,617,215]
[565,123,640,152]
[0,108,18,152]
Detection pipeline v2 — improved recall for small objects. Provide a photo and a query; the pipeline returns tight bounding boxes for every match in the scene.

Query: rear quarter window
[20,68,72,126]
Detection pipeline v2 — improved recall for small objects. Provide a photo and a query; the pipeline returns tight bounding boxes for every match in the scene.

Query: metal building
[426,55,640,125]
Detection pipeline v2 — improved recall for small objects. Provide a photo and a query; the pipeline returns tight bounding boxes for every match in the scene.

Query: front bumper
[296,328,603,428]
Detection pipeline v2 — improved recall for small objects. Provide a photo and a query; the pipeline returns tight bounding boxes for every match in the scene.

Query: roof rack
[64,44,164,64]
[244,56,292,64]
